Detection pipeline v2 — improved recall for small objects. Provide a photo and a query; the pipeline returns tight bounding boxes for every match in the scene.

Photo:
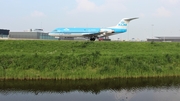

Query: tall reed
[0,40,180,79]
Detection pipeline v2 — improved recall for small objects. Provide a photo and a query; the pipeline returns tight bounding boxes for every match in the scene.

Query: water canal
[0,77,180,101]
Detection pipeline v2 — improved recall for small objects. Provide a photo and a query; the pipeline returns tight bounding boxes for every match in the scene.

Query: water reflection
[113,88,180,101]
[0,77,180,101]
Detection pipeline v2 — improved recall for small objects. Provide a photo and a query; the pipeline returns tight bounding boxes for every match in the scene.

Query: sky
[0,0,180,40]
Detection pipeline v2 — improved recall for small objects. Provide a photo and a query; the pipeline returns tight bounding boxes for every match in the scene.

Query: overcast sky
[0,0,180,40]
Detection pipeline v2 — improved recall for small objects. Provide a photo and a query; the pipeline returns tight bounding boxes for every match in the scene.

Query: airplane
[49,17,138,41]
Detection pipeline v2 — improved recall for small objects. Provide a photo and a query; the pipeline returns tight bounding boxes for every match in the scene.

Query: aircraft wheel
[90,38,96,41]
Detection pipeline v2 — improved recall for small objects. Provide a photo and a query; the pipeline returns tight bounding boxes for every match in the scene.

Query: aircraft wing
[82,28,115,37]
[82,33,102,37]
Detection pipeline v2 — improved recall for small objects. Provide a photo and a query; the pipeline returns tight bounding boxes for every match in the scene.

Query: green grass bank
[0,40,180,80]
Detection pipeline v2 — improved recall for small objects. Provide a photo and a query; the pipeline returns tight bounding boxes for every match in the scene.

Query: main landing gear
[90,37,96,41]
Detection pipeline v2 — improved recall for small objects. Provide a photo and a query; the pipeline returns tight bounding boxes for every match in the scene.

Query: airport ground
[0,40,180,80]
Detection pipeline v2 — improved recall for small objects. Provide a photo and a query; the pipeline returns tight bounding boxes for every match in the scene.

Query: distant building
[9,31,89,40]
[147,36,180,42]
[24,29,43,32]
[9,32,57,40]
[0,29,10,38]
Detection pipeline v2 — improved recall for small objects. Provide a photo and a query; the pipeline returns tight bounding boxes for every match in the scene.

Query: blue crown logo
[118,22,127,26]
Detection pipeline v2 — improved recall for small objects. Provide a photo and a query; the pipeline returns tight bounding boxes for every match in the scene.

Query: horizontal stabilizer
[124,17,139,22]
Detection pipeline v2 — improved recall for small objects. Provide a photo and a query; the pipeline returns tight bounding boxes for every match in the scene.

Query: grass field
[0,40,180,79]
